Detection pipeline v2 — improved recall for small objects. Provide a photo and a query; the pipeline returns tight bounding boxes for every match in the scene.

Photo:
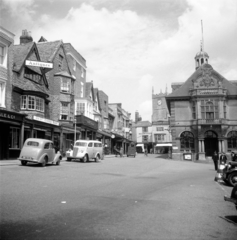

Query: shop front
[0,109,26,160]
[75,115,98,140]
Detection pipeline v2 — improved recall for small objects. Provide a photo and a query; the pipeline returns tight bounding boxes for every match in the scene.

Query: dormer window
[24,67,43,84]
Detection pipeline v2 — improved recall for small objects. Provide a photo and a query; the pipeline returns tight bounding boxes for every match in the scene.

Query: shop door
[0,123,9,160]
[204,130,218,157]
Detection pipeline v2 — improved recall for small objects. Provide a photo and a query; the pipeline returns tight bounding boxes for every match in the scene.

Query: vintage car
[18,138,62,167]
[222,161,237,186]
[66,140,103,163]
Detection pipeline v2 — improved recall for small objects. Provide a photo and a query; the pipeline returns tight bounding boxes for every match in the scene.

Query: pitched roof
[167,64,237,99]
[36,40,62,62]
[13,42,35,72]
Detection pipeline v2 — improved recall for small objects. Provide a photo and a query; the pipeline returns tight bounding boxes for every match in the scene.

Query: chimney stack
[20,30,33,44]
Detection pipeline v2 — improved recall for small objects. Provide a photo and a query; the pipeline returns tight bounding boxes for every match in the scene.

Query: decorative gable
[192,64,223,89]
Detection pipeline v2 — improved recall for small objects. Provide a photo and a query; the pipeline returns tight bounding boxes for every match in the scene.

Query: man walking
[212,151,219,171]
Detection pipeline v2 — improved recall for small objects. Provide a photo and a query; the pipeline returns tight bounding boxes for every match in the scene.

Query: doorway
[204,130,218,157]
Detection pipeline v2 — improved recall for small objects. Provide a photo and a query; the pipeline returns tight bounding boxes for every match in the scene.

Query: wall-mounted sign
[111,134,115,138]
[25,60,53,69]
[173,146,178,150]
[0,109,24,121]
[26,115,59,126]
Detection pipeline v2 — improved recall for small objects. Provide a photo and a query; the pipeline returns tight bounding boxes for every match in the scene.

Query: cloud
[1,0,236,122]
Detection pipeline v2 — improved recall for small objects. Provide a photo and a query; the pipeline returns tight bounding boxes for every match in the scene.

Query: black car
[222,161,237,186]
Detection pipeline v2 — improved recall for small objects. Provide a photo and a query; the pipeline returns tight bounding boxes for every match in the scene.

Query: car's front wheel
[82,155,88,163]
[21,160,27,166]
[228,172,237,186]
[56,158,61,165]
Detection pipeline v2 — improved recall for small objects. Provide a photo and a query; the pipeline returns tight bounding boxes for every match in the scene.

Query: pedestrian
[212,151,219,171]
[219,152,227,165]
[144,148,148,156]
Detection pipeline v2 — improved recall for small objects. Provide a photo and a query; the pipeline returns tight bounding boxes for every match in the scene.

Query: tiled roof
[13,42,34,72]
[36,40,62,62]
[13,78,49,96]
[54,71,72,78]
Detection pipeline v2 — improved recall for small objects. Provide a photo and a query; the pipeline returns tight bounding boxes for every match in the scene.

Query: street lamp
[74,116,77,143]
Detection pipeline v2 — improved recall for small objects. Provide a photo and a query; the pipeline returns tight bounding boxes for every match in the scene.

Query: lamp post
[74,116,77,143]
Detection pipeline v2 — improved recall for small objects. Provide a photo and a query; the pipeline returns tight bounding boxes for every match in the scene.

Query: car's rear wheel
[95,155,100,162]
[82,155,88,163]
[41,157,47,167]
[21,160,27,166]
[228,172,237,186]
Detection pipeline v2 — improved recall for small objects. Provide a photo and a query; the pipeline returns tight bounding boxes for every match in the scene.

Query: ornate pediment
[192,64,223,89]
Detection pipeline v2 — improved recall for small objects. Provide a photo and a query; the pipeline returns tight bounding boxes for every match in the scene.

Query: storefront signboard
[0,109,24,121]
[25,60,53,69]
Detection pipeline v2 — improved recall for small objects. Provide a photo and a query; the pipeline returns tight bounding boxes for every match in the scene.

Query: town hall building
[166,48,237,161]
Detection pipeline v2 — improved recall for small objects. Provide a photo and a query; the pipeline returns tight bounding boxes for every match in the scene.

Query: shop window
[227,131,237,149]
[60,102,69,120]
[0,81,6,107]
[61,78,71,93]
[9,127,20,149]
[180,131,194,150]
[20,95,44,112]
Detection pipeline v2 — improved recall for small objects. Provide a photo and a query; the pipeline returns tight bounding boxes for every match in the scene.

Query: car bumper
[224,195,237,204]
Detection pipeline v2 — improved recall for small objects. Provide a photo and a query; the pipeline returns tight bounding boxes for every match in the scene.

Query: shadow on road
[220,216,237,226]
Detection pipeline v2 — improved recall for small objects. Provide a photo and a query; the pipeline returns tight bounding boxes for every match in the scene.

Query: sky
[1,0,237,121]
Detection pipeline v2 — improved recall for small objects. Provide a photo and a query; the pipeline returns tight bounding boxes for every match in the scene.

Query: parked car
[18,138,62,167]
[66,140,103,163]
[222,161,237,186]
[224,184,237,211]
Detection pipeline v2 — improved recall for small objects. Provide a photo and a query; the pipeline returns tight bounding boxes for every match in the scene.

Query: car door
[87,142,94,160]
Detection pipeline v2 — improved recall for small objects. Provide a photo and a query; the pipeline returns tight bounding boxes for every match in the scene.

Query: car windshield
[75,142,87,147]
[27,141,40,147]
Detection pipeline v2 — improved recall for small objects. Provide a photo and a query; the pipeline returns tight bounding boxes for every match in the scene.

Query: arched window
[180,131,194,150]
[227,131,237,149]
[204,130,217,138]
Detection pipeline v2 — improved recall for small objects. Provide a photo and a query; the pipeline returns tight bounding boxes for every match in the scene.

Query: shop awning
[155,143,172,147]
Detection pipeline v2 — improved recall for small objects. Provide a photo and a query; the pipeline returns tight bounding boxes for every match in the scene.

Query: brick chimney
[20,30,33,44]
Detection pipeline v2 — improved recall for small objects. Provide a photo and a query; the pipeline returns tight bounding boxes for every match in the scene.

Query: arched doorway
[204,130,218,156]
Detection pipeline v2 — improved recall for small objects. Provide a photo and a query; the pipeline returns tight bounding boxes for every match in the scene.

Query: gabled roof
[36,40,62,62]
[167,64,237,99]
[13,42,35,72]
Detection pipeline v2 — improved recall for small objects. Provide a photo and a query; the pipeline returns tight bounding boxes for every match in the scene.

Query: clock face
[157,100,162,106]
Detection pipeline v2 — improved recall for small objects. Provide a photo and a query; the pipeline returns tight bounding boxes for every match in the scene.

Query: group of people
[212,151,237,171]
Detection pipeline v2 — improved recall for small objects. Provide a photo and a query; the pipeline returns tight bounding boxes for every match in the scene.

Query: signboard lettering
[25,60,53,69]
